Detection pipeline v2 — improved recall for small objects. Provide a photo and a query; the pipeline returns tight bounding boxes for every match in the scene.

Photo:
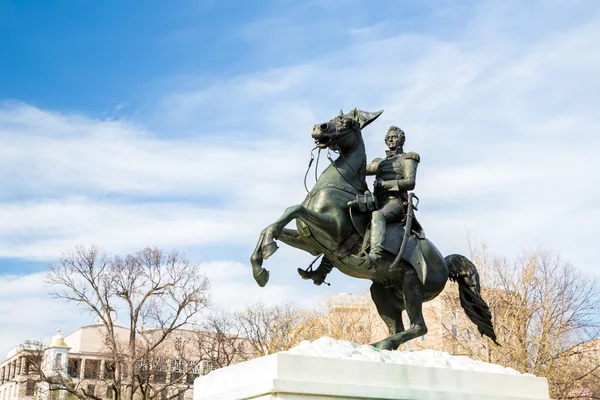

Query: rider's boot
[297,257,333,286]
[366,213,386,269]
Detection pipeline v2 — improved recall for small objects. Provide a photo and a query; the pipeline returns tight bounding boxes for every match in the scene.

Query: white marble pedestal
[194,339,550,400]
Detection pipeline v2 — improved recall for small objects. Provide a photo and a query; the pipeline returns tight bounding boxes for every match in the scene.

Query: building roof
[48,329,69,348]
[63,324,130,354]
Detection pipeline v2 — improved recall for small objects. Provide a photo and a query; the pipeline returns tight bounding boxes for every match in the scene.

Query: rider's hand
[379,180,395,190]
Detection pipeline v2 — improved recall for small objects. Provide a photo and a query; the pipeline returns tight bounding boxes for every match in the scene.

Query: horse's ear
[343,108,359,123]
[345,108,384,129]
[359,109,383,129]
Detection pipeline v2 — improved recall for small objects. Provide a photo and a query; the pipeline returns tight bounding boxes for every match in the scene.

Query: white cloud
[0,273,86,360]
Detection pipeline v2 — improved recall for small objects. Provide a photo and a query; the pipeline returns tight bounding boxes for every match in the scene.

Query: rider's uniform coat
[367,149,420,221]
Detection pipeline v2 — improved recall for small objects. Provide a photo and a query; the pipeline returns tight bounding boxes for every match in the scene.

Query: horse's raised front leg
[250,230,269,287]
[251,204,336,287]
[278,229,322,256]
[263,204,336,259]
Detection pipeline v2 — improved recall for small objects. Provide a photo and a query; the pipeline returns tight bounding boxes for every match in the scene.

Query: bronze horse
[250,108,498,350]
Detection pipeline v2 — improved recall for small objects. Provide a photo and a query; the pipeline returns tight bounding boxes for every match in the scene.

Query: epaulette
[404,152,420,162]
[370,157,383,163]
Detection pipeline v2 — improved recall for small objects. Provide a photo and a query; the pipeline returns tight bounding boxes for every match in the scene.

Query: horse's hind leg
[401,267,428,339]
[370,282,405,348]
[378,268,428,349]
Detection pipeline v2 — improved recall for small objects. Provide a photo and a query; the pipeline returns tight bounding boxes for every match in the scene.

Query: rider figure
[365,126,420,267]
[298,125,420,284]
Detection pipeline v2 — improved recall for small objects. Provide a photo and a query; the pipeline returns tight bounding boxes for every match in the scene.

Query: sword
[389,193,419,272]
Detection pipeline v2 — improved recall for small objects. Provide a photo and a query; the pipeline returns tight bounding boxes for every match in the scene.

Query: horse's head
[312,108,383,152]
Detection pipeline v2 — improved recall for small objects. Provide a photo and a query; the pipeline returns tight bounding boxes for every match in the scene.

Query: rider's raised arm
[396,152,420,191]
[366,157,383,175]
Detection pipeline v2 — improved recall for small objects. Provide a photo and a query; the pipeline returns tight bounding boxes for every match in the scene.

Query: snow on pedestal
[194,337,550,400]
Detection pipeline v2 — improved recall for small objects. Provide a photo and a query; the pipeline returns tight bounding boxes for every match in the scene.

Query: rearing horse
[250,108,498,350]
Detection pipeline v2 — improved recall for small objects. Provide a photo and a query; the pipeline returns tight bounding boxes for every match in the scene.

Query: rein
[327,149,368,193]
[304,127,367,194]
[304,146,320,193]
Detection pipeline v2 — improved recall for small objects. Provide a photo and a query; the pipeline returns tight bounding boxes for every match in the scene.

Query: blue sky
[0,0,267,110]
[1,0,433,112]
[1,0,600,358]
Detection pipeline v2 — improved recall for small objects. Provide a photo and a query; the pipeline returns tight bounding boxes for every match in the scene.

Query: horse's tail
[445,254,500,346]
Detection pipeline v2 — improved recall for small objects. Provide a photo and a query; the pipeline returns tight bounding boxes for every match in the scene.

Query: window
[155,358,166,371]
[451,325,458,337]
[54,353,63,370]
[171,370,183,382]
[87,385,95,396]
[466,329,472,340]
[104,362,115,380]
[137,359,149,381]
[83,360,100,379]
[185,373,195,385]
[202,361,212,376]
[107,387,114,400]
[154,371,167,384]
[420,335,425,342]
[67,359,79,378]
[172,359,182,373]
[191,361,200,375]
[171,359,183,381]
[25,381,36,397]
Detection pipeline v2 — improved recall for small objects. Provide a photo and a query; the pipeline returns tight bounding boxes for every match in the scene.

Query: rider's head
[385,126,405,150]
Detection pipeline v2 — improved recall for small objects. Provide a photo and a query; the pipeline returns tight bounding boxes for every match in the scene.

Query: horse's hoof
[253,268,270,287]
[370,340,394,351]
[261,242,278,260]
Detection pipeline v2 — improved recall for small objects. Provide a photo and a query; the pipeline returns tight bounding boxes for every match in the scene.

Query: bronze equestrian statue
[298,124,425,284]
[250,108,498,350]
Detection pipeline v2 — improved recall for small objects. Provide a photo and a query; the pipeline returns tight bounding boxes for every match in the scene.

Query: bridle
[304,121,367,193]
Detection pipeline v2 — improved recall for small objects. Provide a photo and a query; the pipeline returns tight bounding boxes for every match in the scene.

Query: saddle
[348,206,431,284]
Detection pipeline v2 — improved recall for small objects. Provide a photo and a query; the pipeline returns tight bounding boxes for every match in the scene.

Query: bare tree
[232,303,317,357]
[192,310,252,369]
[28,246,210,400]
[436,244,600,400]
[307,295,385,345]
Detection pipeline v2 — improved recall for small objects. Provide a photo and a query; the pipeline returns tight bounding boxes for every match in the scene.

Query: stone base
[194,352,550,400]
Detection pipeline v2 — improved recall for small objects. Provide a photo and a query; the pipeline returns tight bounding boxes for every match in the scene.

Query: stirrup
[296,267,330,286]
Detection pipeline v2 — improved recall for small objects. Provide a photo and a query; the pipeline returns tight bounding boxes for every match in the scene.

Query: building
[0,340,40,400]
[0,322,244,400]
